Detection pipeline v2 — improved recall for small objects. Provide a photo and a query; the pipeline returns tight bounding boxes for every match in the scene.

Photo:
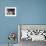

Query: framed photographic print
[18,24,46,42]
[5,7,16,16]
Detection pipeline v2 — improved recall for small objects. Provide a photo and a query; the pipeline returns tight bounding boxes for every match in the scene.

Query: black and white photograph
[18,24,46,46]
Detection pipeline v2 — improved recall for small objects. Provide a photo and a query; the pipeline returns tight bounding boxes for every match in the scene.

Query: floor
[19,39,46,46]
[0,44,18,46]
[0,40,46,46]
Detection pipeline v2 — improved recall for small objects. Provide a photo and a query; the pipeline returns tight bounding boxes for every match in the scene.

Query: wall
[0,0,46,44]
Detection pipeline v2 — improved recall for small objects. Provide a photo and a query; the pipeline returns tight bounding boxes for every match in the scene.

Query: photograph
[18,24,46,46]
[5,7,16,16]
